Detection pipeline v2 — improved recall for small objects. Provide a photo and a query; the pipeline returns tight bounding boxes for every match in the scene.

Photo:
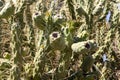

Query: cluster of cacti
[0,0,120,80]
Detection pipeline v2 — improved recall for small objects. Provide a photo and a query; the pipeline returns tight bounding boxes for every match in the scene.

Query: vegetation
[0,0,120,80]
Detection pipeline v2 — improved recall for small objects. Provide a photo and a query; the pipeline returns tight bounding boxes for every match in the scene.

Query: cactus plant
[0,0,120,80]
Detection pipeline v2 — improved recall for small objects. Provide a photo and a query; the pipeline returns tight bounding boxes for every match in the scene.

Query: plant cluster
[0,0,120,80]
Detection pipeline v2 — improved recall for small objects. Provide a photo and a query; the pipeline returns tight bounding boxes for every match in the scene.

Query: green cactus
[81,55,94,73]
[0,0,3,8]
[8,64,21,80]
[49,31,66,51]
[71,40,97,54]
[0,1,15,19]
[84,75,95,80]
[32,12,46,30]
[0,0,119,80]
